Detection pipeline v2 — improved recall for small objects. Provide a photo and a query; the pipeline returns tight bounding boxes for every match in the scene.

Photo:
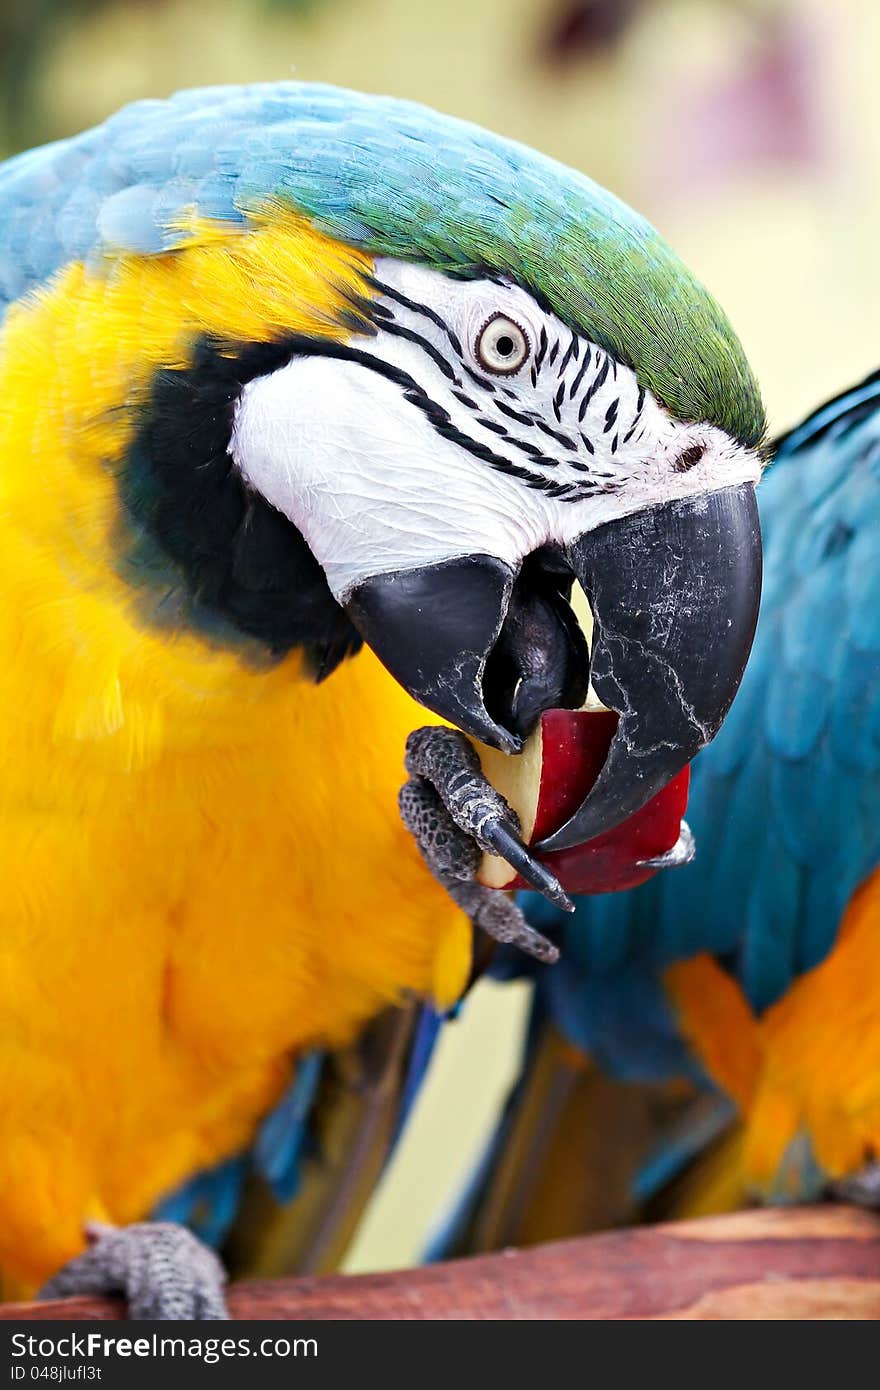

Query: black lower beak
[345,545,593,755]
[538,483,762,850]
[344,554,523,752]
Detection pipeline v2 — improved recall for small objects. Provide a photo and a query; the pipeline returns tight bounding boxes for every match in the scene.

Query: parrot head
[230,255,762,849]
[5,84,764,850]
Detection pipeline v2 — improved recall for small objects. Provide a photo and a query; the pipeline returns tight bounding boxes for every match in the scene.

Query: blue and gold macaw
[0,83,765,1315]
[443,370,880,1250]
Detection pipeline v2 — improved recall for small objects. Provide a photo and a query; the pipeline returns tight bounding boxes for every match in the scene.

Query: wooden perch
[2,1206,879,1320]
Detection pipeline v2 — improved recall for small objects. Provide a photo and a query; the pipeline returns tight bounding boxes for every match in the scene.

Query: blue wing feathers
[252,1050,324,1204]
[391,1004,445,1148]
[152,1156,247,1250]
[522,375,880,1073]
[830,644,880,774]
[9,82,880,1237]
[739,828,802,1010]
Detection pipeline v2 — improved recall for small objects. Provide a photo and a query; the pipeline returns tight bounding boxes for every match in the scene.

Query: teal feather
[444,370,880,1221]
[516,366,880,1043]
[0,81,764,445]
[152,1157,247,1250]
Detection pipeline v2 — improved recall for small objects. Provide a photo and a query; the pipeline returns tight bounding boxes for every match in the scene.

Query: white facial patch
[230,258,762,601]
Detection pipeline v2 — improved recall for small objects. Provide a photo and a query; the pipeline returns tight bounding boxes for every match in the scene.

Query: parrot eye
[475,314,530,375]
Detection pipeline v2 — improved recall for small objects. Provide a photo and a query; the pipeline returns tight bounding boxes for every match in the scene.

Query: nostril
[673,444,705,473]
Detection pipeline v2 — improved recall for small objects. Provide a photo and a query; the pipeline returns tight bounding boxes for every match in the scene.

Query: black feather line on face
[557,336,576,376]
[379,320,462,384]
[535,326,549,371]
[368,276,465,357]
[569,346,592,399]
[277,333,601,497]
[532,419,577,451]
[490,378,577,452]
[118,336,361,676]
[118,319,612,673]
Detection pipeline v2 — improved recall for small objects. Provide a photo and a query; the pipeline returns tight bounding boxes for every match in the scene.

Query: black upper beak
[540,483,761,849]
[344,482,761,849]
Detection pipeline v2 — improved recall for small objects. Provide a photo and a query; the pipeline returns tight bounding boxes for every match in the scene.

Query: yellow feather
[0,214,470,1287]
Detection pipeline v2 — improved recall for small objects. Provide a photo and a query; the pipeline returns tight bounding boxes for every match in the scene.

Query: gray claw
[399,769,559,964]
[403,726,569,912]
[637,820,696,871]
[39,1220,229,1320]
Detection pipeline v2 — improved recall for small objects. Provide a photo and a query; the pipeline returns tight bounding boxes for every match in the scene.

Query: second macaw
[441,369,880,1250]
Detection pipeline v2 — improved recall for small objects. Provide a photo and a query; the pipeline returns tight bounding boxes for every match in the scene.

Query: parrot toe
[829,1162,880,1209]
[38,1220,229,1320]
[399,745,559,964]
[403,726,572,912]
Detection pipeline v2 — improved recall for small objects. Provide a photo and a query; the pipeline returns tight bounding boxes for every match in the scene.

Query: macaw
[0,82,764,1316]
[440,368,880,1251]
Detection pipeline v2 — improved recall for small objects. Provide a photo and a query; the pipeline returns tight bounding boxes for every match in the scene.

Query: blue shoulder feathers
[516,371,880,1079]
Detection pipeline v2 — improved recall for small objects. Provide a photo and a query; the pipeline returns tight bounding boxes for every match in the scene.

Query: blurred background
[4,0,878,1270]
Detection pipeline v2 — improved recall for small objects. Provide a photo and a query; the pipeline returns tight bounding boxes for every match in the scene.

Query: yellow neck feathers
[0,211,469,1287]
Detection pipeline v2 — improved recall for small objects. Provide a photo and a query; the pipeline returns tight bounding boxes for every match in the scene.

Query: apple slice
[473,708,690,896]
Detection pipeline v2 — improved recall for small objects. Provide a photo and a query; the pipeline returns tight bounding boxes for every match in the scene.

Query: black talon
[482,821,574,912]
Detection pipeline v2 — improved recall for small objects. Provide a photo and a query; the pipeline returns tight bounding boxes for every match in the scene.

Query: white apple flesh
[474,709,690,895]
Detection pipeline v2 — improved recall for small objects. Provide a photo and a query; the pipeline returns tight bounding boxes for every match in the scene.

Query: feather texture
[0,204,472,1287]
[513,372,880,1200]
[0,83,763,444]
[0,81,765,1287]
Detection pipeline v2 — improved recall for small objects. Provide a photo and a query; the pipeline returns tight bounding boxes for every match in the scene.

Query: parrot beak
[345,482,761,848]
[345,554,523,753]
[539,482,761,850]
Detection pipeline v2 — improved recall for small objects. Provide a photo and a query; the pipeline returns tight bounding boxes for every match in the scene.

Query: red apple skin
[511,709,691,895]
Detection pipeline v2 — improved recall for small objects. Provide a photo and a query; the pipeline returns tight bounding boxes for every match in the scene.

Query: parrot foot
[400,733,562,964]
[829,1162,880,1209]
[39,1220,229,1320]
[403,727,573,912]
